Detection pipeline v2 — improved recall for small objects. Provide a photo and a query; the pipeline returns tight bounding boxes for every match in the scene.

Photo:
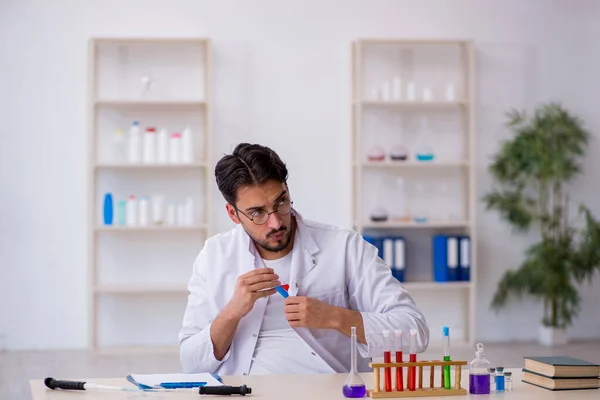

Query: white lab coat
[179,211,430,375]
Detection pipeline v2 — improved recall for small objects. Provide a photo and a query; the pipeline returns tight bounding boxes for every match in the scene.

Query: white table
[29,368,598,399]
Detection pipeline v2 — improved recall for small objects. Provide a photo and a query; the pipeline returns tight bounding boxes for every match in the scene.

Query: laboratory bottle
[412,182,428,223]
[182,126,194,163]
[138,196,149,227]
[126,195,138,227]
[504,372,513,391]
[469,343,491,394]
[128,121,141,163]
[415,117,434,162]
[157,129,169,164]
[170,133,182,164]
[342,326,366,398]
[103,193,113,226]
[142,127,156,164]
[495,367,505,392]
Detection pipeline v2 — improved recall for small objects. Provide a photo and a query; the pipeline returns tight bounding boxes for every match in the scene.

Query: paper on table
[126,373,223,389]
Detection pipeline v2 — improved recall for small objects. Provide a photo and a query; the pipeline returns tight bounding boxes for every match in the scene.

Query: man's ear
[226,203,241,225]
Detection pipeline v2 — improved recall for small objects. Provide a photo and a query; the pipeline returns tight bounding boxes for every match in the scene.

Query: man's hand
[224,268,280,320]
[284,296,367,344]
[283,296,337,330]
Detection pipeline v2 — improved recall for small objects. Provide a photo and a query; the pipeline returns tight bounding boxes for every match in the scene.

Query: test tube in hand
[395,329,404,391]
[382,330,392,392]
[408,329,417,391]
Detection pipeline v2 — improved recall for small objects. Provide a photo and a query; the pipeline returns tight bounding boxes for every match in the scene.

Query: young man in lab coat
[179,143,430,376]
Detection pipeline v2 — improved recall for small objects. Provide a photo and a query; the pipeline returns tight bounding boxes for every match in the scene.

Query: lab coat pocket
[310,288,348,338]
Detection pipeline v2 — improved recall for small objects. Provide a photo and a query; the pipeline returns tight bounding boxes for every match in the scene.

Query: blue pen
[157,381,207,389]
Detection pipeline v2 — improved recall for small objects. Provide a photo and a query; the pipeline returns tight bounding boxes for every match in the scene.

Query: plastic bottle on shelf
[103,193,113,226]
[116,200,127,226]
[170,133,182,163]
[112,129,126,163]
[445,82,456,101]
[157,128,169,164]
[142,127,156,164]
[138,196,149,226]
[177,204,185,226]
[127,121,141,164]
[406,81,416,101]
[392,76,401,100]
[182,126,194,164]
[151,194,164,225]
[126,195,138,227]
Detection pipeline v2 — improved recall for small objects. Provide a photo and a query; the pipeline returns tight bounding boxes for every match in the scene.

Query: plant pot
[539,325,568,346]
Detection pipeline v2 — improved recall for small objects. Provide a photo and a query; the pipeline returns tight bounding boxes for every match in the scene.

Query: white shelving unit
[87,38,213,353]
[352,39,476,347]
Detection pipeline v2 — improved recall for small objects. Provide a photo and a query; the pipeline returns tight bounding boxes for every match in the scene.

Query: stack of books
[523,356,600,391]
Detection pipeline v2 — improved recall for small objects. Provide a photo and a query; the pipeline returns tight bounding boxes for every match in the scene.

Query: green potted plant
[483,102,600,346]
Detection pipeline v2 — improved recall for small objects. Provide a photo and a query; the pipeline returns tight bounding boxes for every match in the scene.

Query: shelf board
[359,160,469,168]
[95,162,207,170]
[359,220,470,229]
[402,281,471,290]
[94,284,188,295]
[95,100,207,107]
[358,100,467,108]
[95,225,207,232]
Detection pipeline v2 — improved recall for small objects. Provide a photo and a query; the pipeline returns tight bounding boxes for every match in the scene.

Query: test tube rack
[368,360,468,398]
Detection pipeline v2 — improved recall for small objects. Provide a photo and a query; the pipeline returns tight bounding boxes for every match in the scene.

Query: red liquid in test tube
[408,329,417,391]
[395,329,403,391]
[382,330,392,392]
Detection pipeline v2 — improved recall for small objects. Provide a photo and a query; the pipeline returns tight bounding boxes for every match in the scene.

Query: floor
[4,340,600,400]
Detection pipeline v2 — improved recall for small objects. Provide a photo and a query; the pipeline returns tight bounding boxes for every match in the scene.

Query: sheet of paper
[127,372,223,388]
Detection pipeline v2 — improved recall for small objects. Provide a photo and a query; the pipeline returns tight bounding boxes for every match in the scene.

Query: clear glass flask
[469,343,491,394]
[343,327,366,398]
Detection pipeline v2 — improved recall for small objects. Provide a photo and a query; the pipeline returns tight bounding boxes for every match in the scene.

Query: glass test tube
[395,329,404,391]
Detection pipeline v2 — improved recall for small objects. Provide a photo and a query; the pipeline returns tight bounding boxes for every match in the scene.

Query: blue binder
[393,237,405,282]
[458,236,471,281]
[433,235,459,282]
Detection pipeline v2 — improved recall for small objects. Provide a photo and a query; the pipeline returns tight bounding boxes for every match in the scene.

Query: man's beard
[252,226,292,253]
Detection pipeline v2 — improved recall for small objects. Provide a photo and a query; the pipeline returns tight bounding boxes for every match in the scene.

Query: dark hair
[215,143,289,205]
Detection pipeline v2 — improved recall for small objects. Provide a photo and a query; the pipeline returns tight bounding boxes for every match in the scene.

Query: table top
[30,368,599,399]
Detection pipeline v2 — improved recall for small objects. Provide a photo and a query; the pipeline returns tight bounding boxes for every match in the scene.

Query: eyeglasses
[234,199,293,225]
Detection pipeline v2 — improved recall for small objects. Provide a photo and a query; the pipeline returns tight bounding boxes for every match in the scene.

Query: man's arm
[209,306,241,361]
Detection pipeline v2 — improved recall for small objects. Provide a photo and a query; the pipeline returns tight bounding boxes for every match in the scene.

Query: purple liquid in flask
[469,374,490,394]
[343,327,366,398]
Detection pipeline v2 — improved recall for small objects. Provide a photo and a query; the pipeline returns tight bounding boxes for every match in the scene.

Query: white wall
[1,0,600,350]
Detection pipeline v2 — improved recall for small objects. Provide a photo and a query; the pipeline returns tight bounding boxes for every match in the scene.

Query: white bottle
[169,133,182,164]
[112,129,126,163]
[392,77,402,100]
[381,81,391,101]
[157,129,169,164]
[445,82,456,101]
[127,121,141,164]
[126,195,138,227]
[167,204,176,226]
[142,127,156,164]
[184,197,194,226]
[176,204,185,226]
[181,126,194,164]
[138,196,149,226]
[151,194,164,225]
[423,87,433,102]
[406,81,416,101]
